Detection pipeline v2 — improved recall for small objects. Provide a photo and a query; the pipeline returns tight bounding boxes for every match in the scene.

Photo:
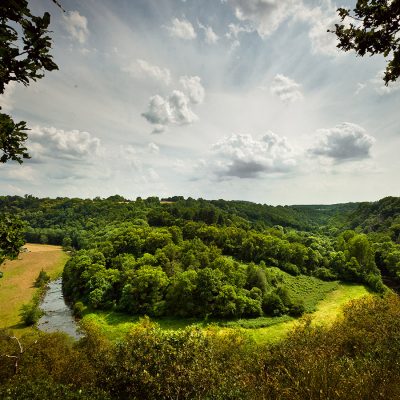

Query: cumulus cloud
[142,91,198,128]
[198,22,219,44]
[142,76,205,132]
[27,126,101,162]
[308,123,375,163]
[212,132,296,178]
[63,11,89,44]
[271,74,303,103]
[179,76,205,104]
[122,59,171,85]
[227,0,295,38]
[166,18,196,40]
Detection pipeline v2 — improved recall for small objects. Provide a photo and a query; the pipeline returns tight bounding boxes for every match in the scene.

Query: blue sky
[1,0,399,204]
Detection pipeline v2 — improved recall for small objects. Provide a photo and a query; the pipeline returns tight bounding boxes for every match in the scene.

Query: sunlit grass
[0,244,68,335]
[81,282,371,344]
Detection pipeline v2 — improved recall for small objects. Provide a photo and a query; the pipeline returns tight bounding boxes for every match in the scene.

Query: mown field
[0,244,68,334]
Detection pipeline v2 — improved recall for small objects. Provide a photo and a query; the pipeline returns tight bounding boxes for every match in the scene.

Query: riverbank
[0,244,68,335]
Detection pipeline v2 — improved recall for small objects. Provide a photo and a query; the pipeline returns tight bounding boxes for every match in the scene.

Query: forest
[1,195,400,321]
[1,196,400,398]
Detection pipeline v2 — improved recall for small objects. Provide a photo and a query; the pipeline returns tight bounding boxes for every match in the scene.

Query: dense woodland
[2,195,400,320]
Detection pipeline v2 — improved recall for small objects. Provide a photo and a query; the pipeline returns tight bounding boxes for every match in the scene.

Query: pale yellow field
[248,284,371,343]
[0,243,68,332]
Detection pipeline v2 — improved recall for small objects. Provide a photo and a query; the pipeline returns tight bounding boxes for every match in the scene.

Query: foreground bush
[1,294,400,399]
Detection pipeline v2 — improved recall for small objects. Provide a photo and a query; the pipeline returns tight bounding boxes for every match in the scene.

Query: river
[37,278,83,339]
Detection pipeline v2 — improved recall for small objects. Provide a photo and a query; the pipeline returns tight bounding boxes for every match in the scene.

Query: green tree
[120,266,169,316]
[333,0,400,84]
[0,0,58,163]
[0,214,25,264]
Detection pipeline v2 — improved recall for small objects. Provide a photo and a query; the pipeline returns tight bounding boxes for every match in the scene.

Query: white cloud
[166,18,197,40]
[148,142,160,154]
[271,74,303,103]
[227,1,340,56]
[355,82,366,95]
[295,5,340,57]
[309,122,375,163]
[142,90,198,129]
[168,90,199,124]
[198,22,219,44]
[28,126,101,162]
[63,11,89,44]
[122,59,171,85]
[0,81,16,112]
[142,95,172,126]
[225,23,253,39]
[179,76,205,104]
[227,0,296,38]
[142,76,205,132]
[212,132,296,178]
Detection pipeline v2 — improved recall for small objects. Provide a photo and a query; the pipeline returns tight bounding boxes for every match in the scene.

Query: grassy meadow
[81,278,371,343]
[0,243,68,334]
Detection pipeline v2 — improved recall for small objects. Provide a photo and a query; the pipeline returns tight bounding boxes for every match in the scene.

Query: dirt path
[0,244,68,331]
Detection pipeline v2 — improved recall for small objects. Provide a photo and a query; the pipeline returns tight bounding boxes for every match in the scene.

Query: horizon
[1,0,399,204]
[1,192,392,208]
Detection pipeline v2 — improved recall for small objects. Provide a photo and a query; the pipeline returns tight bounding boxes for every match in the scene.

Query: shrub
[73,301,85,318]
[19,303,42,326]
[34,269,50,288]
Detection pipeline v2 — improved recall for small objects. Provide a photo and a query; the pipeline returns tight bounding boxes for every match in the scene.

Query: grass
[81,274,371,344]
[0,243,68,335]
[282,272,340,312]
[248,283,371,343]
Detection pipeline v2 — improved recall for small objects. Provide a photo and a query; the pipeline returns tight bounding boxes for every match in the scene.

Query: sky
[1,0,399,205]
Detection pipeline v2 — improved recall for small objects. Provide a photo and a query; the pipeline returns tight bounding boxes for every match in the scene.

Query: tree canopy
[333,0,400,84]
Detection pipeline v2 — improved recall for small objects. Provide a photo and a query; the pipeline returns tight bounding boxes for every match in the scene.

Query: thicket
[1,294,399,399]
[61,220,386,320]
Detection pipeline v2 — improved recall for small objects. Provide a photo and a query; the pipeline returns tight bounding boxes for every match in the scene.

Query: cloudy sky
[1,0,399,205]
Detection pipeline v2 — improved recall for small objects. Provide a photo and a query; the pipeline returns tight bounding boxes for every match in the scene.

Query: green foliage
[2,294,400,399]
[0,113,30,163]
[0,0,58,164]
[333,1,400,85]
[0,213,25,264]
[34,269,50,288]
[19,302,42,326]
[1,195,395,321]
[73,301,85,318]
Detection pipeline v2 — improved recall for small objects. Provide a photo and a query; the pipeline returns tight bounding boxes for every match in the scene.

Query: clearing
[82,282,371,343]
[0,243,68,333]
